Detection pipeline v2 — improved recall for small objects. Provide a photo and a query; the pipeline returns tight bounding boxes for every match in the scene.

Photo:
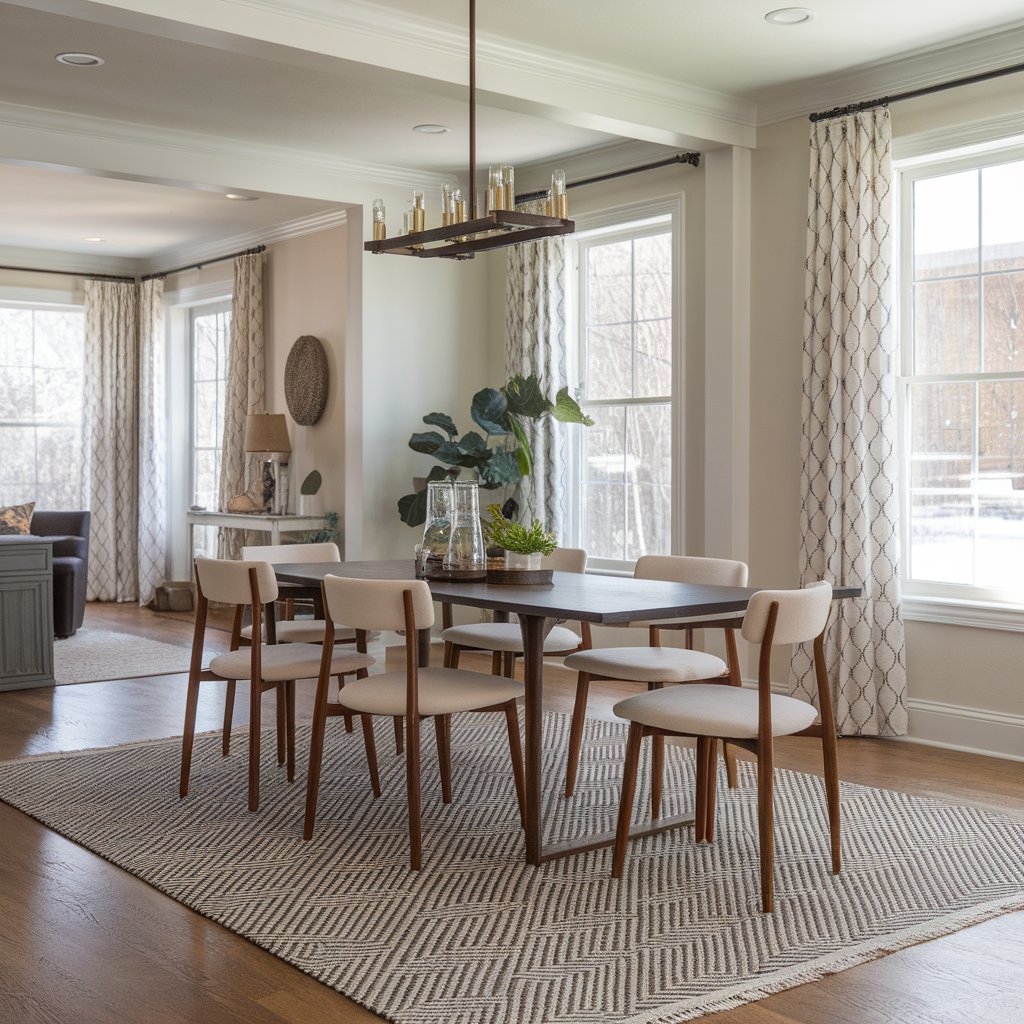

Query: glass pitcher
[420,480,454,577]
[443,480,487,578]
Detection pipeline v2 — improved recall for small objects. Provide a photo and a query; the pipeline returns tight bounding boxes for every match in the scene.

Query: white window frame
[566,197,683,574]
[898,144,1024,630]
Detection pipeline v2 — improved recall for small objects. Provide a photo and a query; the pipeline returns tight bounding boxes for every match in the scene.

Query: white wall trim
[902,595,1024,633]
[162,280,233,307]
[894,111,1024,162]
[0,243,137,278]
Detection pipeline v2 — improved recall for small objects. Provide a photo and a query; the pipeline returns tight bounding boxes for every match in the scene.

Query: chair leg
[248,679,262,812]
[503,701,526,828]
[724,742,739,789]
[285,679,296,783]
[611,723,644,879]
[443,640,454,668]
[179,676,201,798]
[393,716,404,754]
[564,672,591,797]
[275,682,286,766]
[756,740,776,913]
[821,728,841,874]
[435,714,453,804]
[695,736,709,843]
[222,679,235,756]
[704,738,719,843]
[651,734,665,820]
[405,713,422,870]
[503,652,515,678]
[303,665,331,840]
[337,675,353,732]
[490,650,502,676]
[362,715,381,798]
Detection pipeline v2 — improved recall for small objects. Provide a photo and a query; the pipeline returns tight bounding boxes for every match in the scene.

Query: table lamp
[244,413,292,514]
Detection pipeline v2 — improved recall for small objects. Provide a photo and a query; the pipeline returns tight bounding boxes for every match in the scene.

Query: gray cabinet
[0,537,55,690]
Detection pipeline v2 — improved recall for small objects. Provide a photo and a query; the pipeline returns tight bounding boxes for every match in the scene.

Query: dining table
[274,558,860,867]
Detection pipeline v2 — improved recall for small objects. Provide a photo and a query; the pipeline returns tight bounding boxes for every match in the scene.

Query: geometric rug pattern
[0,712,1021,1024]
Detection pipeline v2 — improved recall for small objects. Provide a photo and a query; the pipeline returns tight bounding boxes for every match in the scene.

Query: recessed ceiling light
[224,192,258,201]
[412,124,449,135]
[55,52,105,67]
[764,7,814,24]
[81,236,105,243]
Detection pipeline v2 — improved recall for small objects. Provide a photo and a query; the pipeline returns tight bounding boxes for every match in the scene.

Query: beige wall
[750,77,1024,758]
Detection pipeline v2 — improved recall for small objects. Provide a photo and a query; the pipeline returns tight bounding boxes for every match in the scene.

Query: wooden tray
[424,568,487,582]
[485,568,554,586]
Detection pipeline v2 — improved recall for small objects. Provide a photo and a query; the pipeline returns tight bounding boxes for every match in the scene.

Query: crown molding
[0,244,141,277]
[755,21,1024,126]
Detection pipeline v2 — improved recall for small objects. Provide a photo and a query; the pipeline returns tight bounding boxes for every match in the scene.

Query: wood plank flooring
[0,601,1021,1024]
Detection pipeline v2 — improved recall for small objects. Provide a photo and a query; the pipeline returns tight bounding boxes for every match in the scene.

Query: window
[0,303,85,509]
[569,215,677,568]
[900,150,1024,604]
[190,302,231,558]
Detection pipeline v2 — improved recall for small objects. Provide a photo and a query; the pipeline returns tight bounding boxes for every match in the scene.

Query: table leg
[518,613,551,866]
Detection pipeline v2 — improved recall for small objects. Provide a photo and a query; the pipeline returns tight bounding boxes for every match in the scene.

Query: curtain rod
[0,264,135,283]
[514,151,701,204]
[141,244,265,281]
[809,59,1024,123]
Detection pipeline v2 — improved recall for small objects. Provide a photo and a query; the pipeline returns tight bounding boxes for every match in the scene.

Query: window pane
[0,427,35,486]
[194,381,220,449]
[909,493,973,585]
[635,320,671,398]
[909,382,973,489]
[584,484,625,562]
[981,160,1024,274]
[35,367,81,423]
[914,278,979,374]
[581,405,625,560]
[626,404,671,558]
[982,272,1024,372]
[586,325,632,400]
[633,233,671,320]
[194,326,219,381]
[587,240,632,325]
[193,448,218,509]
[978,380,1024,483]
[913,170,978,280]
[34,310,83,369]
[0,367,33,420]
[976,495,1024,590]
[0,308,32,364]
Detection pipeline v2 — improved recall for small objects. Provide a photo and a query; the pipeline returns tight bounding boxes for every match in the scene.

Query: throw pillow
[0,501,35,536]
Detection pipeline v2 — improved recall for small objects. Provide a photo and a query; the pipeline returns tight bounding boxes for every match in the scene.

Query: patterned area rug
[0,713,1021,1024]
[53,628,211,684]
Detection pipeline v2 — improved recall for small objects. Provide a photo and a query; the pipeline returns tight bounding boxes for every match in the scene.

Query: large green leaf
[551,386,595,426]
[459,431,488,453]
[480,449,522,488]
[433,440,491,468]
[503,373,552,419]
[422,412,458,438]
[507,415,533,477]
[398,489,427,527]
[409,430,445,454]
[470,388,510,435]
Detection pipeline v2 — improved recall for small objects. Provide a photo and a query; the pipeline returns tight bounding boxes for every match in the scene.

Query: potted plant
[298,470,322,515]
[483,503,556,571]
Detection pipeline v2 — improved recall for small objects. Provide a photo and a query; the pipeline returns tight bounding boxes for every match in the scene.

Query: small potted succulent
[483,503,556,571]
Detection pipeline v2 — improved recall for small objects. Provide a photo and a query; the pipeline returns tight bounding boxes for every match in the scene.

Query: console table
[185,510,330,577]
[0,536,55,690]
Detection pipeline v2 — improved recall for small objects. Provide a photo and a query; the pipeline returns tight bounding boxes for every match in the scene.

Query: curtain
[82,280,140,602]
[136,278,166,605]
[790,108,908,737]
[505,199,569,536]
[217,252,265,558]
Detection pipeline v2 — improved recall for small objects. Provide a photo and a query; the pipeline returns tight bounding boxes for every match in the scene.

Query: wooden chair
[304,575,527,869]
[611,581,839,913]
[441,547,590,677]
[180,557,375,812]
[562,555,748,805]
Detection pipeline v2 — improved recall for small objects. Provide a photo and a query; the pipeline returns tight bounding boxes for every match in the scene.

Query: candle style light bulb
[552,169,568,219]
[411,189,425,232]
[372,198,386,241]
[501,165,515,210]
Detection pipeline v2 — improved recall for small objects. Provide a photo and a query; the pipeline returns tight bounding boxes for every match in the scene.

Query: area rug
[53,628,211,684]
[0,714,1021,1024]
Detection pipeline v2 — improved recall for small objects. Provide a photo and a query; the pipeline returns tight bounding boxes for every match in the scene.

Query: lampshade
[244,413,291,454]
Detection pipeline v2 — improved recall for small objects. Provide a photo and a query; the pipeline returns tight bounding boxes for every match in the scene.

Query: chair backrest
[322,575,435,632]
[634,554,748,587]
[31,510,91,539]
[544,546,587,574]
[195,557,279,606]
[742,581,832,646]
[241,541,340,563]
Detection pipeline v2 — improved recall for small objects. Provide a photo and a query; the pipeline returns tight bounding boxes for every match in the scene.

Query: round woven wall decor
[284,335,329,425]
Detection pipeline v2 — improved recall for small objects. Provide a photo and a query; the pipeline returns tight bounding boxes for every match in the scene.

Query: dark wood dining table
[274,558,860,867]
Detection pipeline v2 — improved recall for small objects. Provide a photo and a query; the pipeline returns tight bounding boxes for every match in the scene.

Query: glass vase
[420,480,454,577]
[443,481,487,578]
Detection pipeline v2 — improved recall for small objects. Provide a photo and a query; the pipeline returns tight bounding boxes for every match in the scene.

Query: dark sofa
[31,510,91,638]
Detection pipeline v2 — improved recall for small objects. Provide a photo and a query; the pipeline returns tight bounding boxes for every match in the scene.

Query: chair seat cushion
[209,643,373,682]
[239,620,357,644]
[613,683,817,739]
[564,646,727,682]
[338,668,524,717]
[442,622,581,654]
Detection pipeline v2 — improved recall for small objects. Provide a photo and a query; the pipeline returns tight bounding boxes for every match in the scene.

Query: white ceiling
[2,0,1024,265]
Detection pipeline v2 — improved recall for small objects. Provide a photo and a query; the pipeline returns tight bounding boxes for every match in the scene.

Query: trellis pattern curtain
[790,108,908,736]
[505,199,569,536]
[82,280,140,602]
[217,252,265,558]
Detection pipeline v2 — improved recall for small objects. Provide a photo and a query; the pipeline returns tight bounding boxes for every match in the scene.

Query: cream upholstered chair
[304,575,526,869]
[562,554,748,804]
[180,557,375,812]
[441,547,589,677]
[611,581,839,913]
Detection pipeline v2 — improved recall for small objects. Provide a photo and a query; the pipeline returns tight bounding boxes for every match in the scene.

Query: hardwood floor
[0,601,1021,1023]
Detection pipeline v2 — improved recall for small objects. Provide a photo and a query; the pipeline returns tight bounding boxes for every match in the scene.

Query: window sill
[902,595,1024,633]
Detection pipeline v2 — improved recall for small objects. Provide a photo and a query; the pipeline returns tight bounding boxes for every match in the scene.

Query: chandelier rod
[468,0,477,219]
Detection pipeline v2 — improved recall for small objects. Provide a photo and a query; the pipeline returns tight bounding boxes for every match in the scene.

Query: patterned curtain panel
[137,278,166,606]
[505,199,569,536]
[82,280,140,602]
[790,108,908,737]
[217,252,266,558]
